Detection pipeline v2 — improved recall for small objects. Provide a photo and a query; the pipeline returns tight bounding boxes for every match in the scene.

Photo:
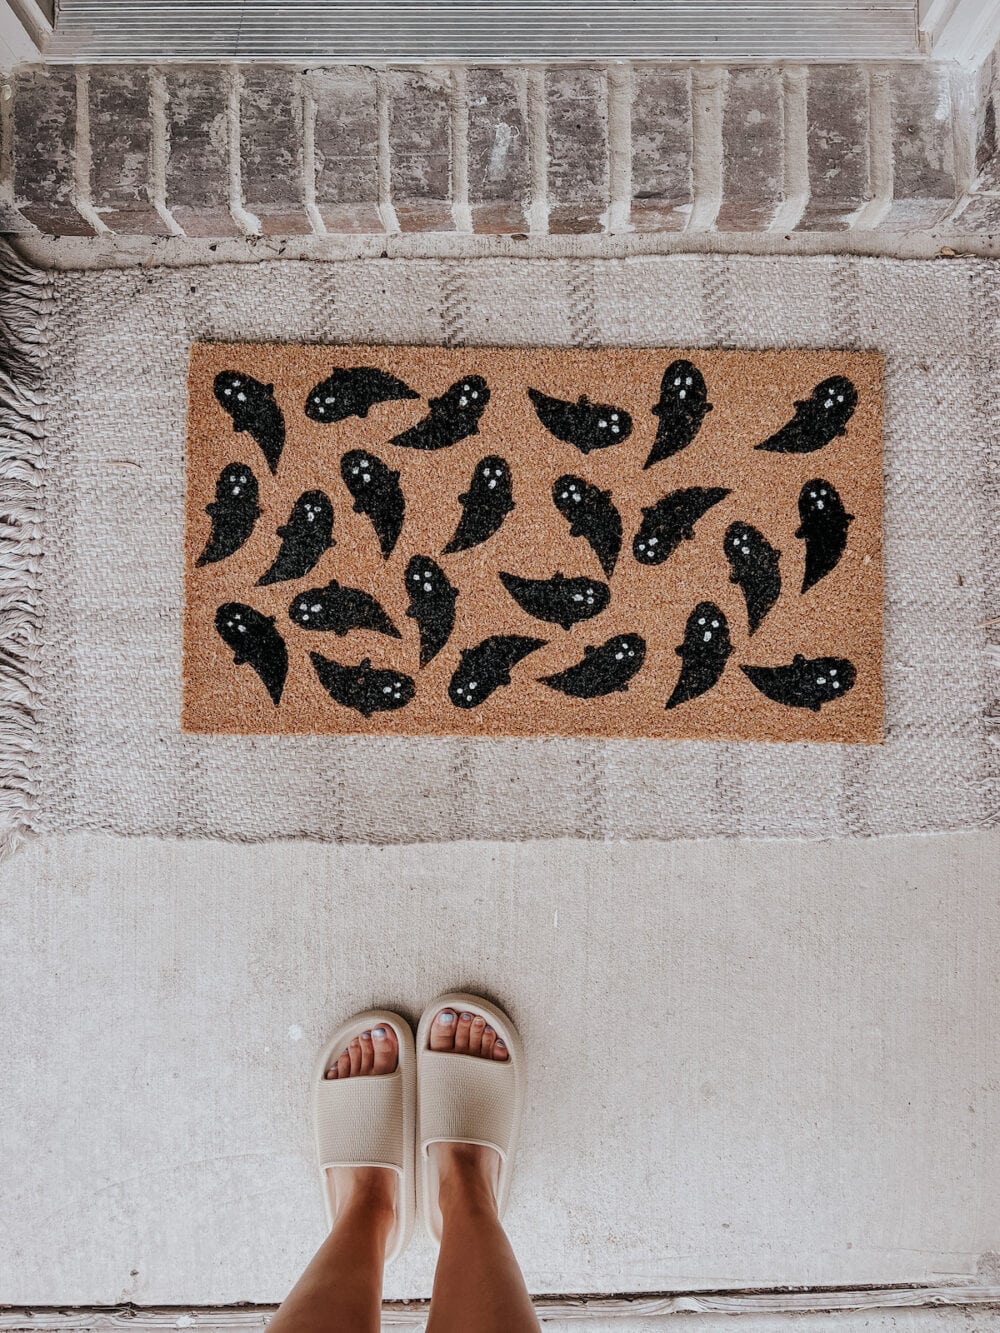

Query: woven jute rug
[1,247,996,848]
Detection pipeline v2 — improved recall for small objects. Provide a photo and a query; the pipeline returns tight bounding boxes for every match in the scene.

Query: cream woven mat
[3,251,996,846]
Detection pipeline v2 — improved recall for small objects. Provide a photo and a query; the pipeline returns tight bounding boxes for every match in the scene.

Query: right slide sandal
[416,992,526,1243]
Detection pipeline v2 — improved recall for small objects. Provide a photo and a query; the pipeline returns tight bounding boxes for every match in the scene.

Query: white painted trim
[0,0,40,68]
[2,1289,1000,1329]
[9,0,51,33]
[920,0,1000,64]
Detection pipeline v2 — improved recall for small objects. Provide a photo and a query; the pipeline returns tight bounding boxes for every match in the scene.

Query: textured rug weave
[2,250,997,848]
[184,342,883,743]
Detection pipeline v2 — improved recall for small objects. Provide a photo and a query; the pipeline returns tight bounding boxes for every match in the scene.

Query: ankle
[434,1143,499,1216]
[332,1166,396,1224]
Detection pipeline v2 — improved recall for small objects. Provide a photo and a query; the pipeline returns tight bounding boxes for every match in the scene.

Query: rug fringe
[0,239,51,858]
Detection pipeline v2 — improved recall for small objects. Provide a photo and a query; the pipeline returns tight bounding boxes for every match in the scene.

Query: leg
[269,1028,399,1333]
[425,1010,540,1333]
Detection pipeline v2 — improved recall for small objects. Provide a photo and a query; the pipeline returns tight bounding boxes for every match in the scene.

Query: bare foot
[428,1008,507,1207]
[324,1026,398,1227]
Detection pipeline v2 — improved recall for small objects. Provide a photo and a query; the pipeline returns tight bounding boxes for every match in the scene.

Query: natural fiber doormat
[3,249,997,849]
[184,344,883,743]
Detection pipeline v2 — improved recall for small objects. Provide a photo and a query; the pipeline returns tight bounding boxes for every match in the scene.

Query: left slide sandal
[312,1010,416,1263]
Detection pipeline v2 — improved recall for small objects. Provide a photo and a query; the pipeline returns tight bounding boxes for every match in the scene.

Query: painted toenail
[461,1012,474,1021]
[485,1027,495,1036]
[437,1011,456,1025]
[496,1039,506,1048]
[372,1026,387,1038]
[362,1031,371,1039]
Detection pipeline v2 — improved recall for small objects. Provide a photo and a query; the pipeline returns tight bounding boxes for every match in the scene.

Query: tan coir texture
[184,343,883,743]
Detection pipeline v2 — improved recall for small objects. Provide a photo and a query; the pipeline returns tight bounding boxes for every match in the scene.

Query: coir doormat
[184,344,883,743]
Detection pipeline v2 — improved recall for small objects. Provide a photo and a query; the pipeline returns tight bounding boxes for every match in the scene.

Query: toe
[430,1009,457,1051]
[359,1030,374,1075]
[324,1063,338,1080]
[372,1025,398,1075]
[481,1026,496,1059]
[468,1014,486,1056]
[348,1037,363,1077]
[455,1011,474,1053]
[493,1037,508,1062]
[337,1049,351,1079]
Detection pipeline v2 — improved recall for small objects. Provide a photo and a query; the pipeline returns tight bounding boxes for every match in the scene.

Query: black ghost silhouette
[215,602,288,706]
[305,367,418,423]
[665,602,732,710]
[724,522,782,635]
[197,463,262,567]
[633,487,730,565]
[289,580,400,639]
[310,652,415,717]
[443,456,514,555]
[499,571,610,631]
[340,449,405,558]
[540,633,646,698]
[741,655,856,711]
[795,479,854,592]
[257,490,334,586]
[213,371,286,474]
[551,474,622,577]
[755,376,858,453]
[448,635,547,709]
[405,556,459,668]
[645,360,713,469]
[390,375,490,450]
[527,388,632,454]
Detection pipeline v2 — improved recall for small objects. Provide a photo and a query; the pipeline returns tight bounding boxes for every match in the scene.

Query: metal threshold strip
[44,0,920,61]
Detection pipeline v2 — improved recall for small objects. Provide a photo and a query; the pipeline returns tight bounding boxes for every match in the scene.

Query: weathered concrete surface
[1,830,997,1305]
[953,194,1000,233]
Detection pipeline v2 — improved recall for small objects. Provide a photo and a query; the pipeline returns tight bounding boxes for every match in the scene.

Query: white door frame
[920,0,1000,63]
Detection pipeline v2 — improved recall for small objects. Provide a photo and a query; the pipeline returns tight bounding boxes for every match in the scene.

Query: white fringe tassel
[0,240,51,858]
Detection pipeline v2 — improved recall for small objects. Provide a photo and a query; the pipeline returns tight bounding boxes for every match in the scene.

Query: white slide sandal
[312,1009,416,1263]
[416,992,525,1243]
